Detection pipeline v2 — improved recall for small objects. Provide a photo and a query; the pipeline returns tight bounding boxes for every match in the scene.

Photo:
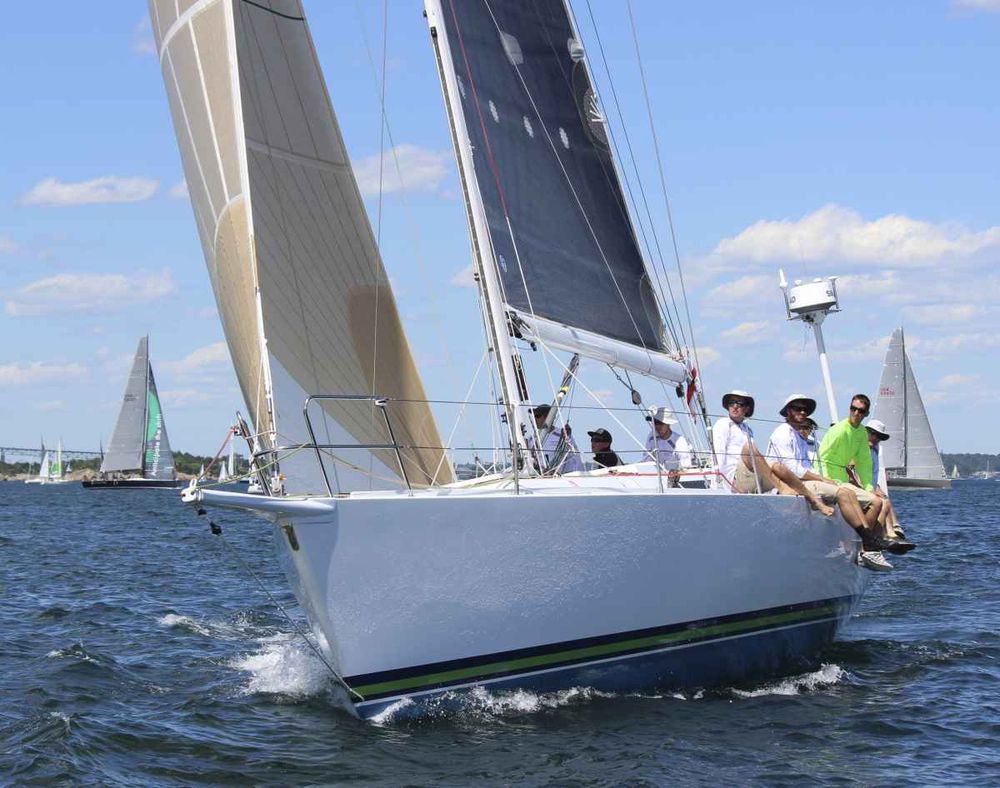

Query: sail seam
[189,23,232,205]
[164,49,219,224]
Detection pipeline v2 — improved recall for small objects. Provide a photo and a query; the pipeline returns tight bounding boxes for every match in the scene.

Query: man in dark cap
[588,428,621,468]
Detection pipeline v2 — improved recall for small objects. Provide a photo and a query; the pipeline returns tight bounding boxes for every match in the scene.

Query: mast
[141,334,150,478]
[901,327,908,476]
[425,0,531,463]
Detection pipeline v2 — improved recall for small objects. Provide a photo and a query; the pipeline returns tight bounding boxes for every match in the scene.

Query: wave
[228,634,331,699]
[731,663,847,698]
[370,685,616,725]
[157,613,215,638]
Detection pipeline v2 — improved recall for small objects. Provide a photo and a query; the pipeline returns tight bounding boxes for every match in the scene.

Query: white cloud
[936,373,979,388]
[162,342,231,376]
[169,179,189,199]
[5,269,176,316]
[700,204,1000,272]
[719,320,773,346]
[159,389,212,407]
[36,400,67,412]
[908,331,1000,360]
[21,176,159,207]
[450,264,477,288]
[132,16,156,55]
[903,304,981,324]
[703,275,774,309]
[353,144,452,197]
[694,346,721,367]
[0,361,88,387]
[783,335,889,364]
[0,234,20,255]
[952,0,1000,12]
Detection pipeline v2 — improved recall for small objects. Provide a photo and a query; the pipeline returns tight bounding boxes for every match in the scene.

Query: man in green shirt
[820,394,875,491]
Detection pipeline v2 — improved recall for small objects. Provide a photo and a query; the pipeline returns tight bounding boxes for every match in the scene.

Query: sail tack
[151,0,452,492]
[435,0,668,353]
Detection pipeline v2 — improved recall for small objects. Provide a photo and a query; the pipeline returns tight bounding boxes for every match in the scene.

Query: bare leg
[740,444,835,515]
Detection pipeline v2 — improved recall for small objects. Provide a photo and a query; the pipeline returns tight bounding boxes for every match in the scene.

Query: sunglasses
[729,400,749,408]
[849,405,869,414]
[788,405,810,414]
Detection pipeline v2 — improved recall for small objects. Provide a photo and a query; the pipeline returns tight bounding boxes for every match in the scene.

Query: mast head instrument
[779,270,840,325]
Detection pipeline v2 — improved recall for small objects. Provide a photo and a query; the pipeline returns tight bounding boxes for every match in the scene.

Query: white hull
[187,476,867,718]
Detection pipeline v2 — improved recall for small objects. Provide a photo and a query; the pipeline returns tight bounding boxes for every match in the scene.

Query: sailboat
[873,328,951,489]
[153,0,866,718]
[950,464,960,480]
[25,439,73,485]
[83,336,180,489]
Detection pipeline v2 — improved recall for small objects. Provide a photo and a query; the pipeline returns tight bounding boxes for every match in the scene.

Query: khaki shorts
[734,461,775,494]
[803,479,841,504]
[804,480,875,509]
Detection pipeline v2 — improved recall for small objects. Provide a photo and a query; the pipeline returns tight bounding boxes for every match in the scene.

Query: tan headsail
[151,0,452,491]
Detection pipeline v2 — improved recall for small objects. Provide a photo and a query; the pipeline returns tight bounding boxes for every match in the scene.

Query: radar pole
[779,271,842,425]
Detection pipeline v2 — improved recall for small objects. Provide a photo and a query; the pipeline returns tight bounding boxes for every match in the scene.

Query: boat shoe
[859,551,894,571]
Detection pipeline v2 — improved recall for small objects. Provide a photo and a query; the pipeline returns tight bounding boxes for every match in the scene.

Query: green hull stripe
[353,604,837,698]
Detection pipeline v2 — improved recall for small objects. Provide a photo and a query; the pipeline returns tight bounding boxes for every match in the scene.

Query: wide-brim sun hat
[865,419,890,440]
[721,390,755,417]
[645,406,678,425]
[779,393,817,417]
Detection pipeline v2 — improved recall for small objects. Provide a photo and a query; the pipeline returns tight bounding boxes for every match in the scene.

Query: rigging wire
[207,521,363,702]
[624,0,703,398]
[476,0,654,360]
[353,0,466,401]
[577,0,687,352]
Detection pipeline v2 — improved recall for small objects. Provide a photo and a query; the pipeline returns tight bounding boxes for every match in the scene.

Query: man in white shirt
[644,406,692,470]
[712,389,834,515]
[527,404,584,474]
[766,394,906,566]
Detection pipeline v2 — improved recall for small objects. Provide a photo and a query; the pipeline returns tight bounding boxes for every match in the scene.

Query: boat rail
[302,394,412,497]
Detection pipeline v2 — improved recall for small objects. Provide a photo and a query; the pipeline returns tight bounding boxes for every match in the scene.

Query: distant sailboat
[873,328,950,489]
[83,336,180,489]
[950,464,960,480]
[25,439,72,485]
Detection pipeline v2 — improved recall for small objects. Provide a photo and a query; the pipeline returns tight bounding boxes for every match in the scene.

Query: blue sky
[1,1,998,457]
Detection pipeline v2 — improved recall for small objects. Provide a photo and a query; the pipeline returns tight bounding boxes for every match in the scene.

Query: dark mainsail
[439,0,667,351]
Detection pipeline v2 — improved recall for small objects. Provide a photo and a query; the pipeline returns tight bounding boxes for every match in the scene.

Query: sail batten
[152,0,453,493]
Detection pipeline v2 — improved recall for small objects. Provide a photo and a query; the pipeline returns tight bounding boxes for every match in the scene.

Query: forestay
[150,0,452,493]
[435,0,671,357]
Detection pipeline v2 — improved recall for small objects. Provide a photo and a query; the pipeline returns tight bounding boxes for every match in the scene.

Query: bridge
[0,446,103,463]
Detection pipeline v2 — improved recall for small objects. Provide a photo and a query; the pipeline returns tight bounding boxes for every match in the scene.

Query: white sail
[38,450,51,480]
[874,327,946,481]
[150,0,452,493]
[102,337,149,474]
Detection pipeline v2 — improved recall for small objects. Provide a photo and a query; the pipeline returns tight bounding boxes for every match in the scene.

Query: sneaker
[868,536,916,555]
[859,550,893,571]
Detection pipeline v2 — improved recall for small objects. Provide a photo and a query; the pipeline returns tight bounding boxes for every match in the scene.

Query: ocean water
[1,481,997,785]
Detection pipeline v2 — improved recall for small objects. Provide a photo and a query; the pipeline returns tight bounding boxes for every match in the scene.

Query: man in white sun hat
[711,389,834,516]
[767,394,910,570]
[644,406,692,472]
[865,419,913,550]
